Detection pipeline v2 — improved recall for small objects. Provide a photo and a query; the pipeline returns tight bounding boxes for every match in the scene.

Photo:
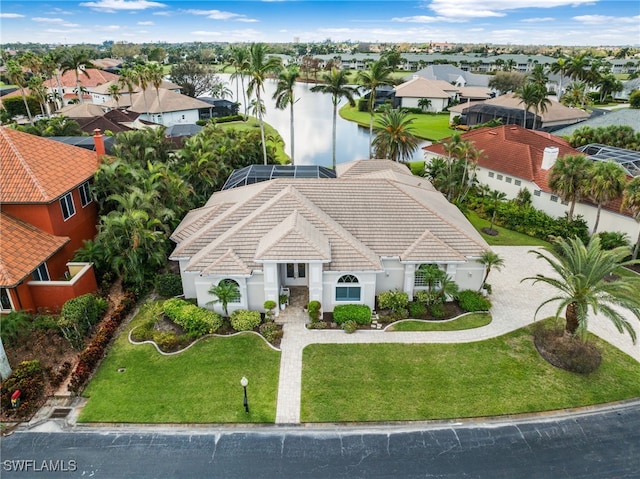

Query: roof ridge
[0,128,50,200]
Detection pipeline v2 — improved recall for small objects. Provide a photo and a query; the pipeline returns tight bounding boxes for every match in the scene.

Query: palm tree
[311,68,358,170]
[6,59,33,124]
[622,176,640,260]
[246,43,283,165]
[227,46,250,116]
[477,250,505,291]
[523,236,640,341]
[417,97,432,112]
[514,83,541,129]
[28,74,49,117]
[357,60,396,158]
[587,160,627,234]
[371,108,419,162]
[487,190,507,232]
[273,65,299,164]
[550,57,570,100]
[146,63,165,120]
[134,63,150,114]
[207,280,240,317]
[60,48,92,104]
[548,154,590,221]
[566,53,591,83]
[107,83,122,108]
[118,68,138,108]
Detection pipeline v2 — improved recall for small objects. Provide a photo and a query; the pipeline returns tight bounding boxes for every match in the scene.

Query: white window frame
[32,262,50,281]
[0,288,14,312]
[335,275,361,302]
[550,195,558,202]
[79,181,92,208]
[514,179,522,186]
[60,192,76,221]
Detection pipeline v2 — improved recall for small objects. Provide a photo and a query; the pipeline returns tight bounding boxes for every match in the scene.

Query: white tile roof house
[170,160,490,316]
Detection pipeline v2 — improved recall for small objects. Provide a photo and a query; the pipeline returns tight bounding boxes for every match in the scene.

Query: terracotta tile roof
[0,127,99,203]
[0,212,69,287]
[43,68,120,89]
[423,125,576,191]
[171,160,488,276]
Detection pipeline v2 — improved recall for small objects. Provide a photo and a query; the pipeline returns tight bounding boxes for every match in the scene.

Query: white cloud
[32,17,65,23]
[521,17,555,23]
[0,13,25,18]
[427,0,594,19]
[392,15,462,23]
[191,30,222,36]
[63,23,81,27]
[137,20,154,25]
[186,9,258,22]
[45,28,89,33]
[79,0,166,12]
[96,25,121,31]
[152,11,170,16]
[573,14,640,25]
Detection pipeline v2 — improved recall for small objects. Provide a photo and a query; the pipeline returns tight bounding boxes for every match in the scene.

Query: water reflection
[218,74,426,167]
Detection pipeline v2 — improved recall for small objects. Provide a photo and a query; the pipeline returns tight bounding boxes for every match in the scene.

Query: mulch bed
[533,327,602,374]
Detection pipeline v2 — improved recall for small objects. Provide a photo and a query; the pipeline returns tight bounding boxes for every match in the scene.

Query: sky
[0,0,639,47]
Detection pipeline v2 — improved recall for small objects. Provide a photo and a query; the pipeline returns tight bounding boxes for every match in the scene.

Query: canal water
[218,74,427,167]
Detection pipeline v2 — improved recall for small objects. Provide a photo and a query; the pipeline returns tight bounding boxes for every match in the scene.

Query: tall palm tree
[227,46,250,116]
[477,250,505,291]
[357,60,396,158]
[548,154,590,221]
[27,74,49,117]
[523,236,640,341]
[6,59,33,124]
[622,176,640,260]
[514,83,541,129]
[550,57,570,100]
[371,108,419,162]
[310,68,358,170]
[246,43,283,165]
[566,53,591,83]
[118,68,138,109]
[146,63,165,120]
[60,48,92,104]
[107,83,122,108]
[587,160,627,234]
[134,63,150,114]
[273,65,299,165]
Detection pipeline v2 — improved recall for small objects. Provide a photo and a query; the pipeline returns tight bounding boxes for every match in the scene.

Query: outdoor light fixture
[240,376,249,413]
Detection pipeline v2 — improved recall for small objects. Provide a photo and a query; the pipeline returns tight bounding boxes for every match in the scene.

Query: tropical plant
[548,154,590,221]
[487,190,507,232]
[372,108,419,162]
[60,48,92,104]
[107,83,122,108]
[226,46,250,116]
[357,60,396,158]
[146,63,165,119]
[5,59,33,124]
[246,43,283,165]
[477,251,505,291]
[310,68,358,169]
[118,67,138,107]
[587,160,627,234]
[523,236,640,341]
[207,279,240,317]
[549,57,570,100]
[134,63,151,113]
[514,83,549,130]
[417,97,432,112]
[273,65,299,164]
[622,176,640,259]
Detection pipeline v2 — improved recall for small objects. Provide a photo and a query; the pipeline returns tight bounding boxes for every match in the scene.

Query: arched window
[336,275,361,301]
[219,279,241,303]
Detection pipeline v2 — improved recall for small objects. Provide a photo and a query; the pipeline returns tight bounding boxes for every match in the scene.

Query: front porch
[276,286,309,324]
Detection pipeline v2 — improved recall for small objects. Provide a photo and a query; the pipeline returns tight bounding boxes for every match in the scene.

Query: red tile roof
[0,212,69,287]
[423,125,577,191]
[0,127,99,204]
[44,68,120,88]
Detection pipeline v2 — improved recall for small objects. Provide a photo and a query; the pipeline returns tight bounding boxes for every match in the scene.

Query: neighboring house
[91,79,182,106]
[197,97,240,117]
[44,68,120,106]
[0,127,105,313]
[449,93,590,131]
[102,88,213,127]
[404,65,490,88]
[423,125,639,240]
[57,102,106,119]
[394,77,457,112]
[170,160,489,316]
[552,108,640,137]
[613,78,640,102]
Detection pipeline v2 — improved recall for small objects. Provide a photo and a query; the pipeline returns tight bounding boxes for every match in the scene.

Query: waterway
[218,74,427,167]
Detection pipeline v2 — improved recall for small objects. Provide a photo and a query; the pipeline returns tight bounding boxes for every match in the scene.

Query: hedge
[163,298,223,337]
[230,309,261,331]
[333,304,372,325]
[457,290,492,312]
[155,273,184,298]
[377,290,409,313]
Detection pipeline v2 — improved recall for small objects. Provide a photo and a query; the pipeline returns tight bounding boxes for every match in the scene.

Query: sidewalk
[275,246,640,424]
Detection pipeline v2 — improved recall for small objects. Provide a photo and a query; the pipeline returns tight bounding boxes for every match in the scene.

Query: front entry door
[285,263,307,286]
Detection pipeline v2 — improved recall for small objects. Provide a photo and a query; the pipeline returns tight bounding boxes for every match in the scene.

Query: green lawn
[301,322,640,422]
[388,313,491,331]
[79,302,280,423]
[339,104,453,142]
[465,210,550,247]
[216,116,290,164]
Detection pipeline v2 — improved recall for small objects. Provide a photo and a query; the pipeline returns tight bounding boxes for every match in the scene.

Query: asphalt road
[2,403,640,478]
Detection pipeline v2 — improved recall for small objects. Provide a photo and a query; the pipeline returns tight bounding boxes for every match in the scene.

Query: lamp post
[240,376,249,413]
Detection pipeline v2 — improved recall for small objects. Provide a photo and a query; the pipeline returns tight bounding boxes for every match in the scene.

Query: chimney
[541,146,559,170]
[93,129,105,159]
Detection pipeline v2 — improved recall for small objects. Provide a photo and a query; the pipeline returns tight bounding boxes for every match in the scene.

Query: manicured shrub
[333,304,372,325]
[457,290,492,312]
[153,332,182,352]
[259,322,282,343]
[230,309,261,332]
[430,303,445,318]
[163,298,223,337]
[342,320,357,334]
[0,311,31,345]
[408,301,426,318]
[307,321,327,329]
[264,300,277,321]
[596,231,630,251]
[61,293,107,334]
[377,290,409,313]
[1,360,46,418]
[307,301,322,321]
[155,273,184,298]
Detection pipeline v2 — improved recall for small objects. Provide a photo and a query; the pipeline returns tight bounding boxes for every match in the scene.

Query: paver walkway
[274,246,640,424]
